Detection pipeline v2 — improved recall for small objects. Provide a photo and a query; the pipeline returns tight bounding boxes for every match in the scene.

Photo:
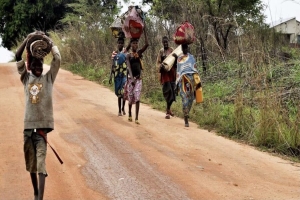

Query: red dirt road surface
[1,62,300,200]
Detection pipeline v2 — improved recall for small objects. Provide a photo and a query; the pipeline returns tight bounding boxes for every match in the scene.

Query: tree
[0,0,76,50]
[61,0,118,28]
[144,0,264,70]
[146,0,264,49]
[57,0,120,65]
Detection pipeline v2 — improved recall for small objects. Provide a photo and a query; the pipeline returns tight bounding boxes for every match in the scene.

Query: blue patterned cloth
[176,53,199,117]
[175,53,198,85]
[112,52,127,97]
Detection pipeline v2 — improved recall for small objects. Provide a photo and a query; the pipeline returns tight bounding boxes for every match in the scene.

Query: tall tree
[0,0,76,49]
[61,0,118,28]
[203,0,264,50]
[57,0,120,65]
[146,0,264,50]
[144,0,264,69]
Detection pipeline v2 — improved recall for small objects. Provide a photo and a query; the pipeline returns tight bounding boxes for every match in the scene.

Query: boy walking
[15,31,61,200]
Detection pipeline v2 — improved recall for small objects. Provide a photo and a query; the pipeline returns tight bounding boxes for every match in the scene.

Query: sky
[0,38,14,63]
[1,0,300,63]
[262,0,300,25]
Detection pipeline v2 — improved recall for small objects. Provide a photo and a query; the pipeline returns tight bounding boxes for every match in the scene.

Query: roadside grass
[66,62,106,82]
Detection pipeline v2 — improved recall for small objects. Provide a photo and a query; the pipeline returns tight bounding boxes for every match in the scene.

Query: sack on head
[122,6,145,39]
[174,21,195,45]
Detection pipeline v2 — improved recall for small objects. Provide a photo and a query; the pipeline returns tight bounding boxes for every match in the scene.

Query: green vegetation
[0,0,78,49]
[8,0,300,160]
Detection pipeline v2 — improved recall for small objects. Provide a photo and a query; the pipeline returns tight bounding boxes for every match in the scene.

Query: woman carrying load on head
[173,43,200,127]
[109,32,131,116]
[124,22,149,125]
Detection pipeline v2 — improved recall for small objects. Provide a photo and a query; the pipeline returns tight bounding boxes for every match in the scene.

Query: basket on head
[110,16,123,38]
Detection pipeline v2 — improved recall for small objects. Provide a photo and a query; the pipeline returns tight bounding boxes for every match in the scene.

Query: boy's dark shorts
[23,129,48,176]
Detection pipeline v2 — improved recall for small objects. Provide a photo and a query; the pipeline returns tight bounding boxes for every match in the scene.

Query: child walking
[15,31,61,200]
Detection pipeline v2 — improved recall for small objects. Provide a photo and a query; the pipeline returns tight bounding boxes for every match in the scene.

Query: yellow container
[195,87,203,103]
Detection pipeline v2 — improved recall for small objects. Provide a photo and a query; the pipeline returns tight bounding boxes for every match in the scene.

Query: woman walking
[109,35,130,116]
[174,43,200,127]
[124,24,149,124]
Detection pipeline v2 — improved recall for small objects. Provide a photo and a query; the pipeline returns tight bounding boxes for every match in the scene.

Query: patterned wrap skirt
[114,74,126,97]
[178,73,195,117]
[124,78,142,105]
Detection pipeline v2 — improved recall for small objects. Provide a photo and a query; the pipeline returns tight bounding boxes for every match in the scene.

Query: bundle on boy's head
[26,31,52,59]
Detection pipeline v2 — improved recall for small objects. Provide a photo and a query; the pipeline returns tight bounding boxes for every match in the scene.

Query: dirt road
[0,62,300,200]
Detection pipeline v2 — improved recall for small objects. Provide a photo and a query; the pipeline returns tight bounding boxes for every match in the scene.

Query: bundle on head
[26,32,52,59]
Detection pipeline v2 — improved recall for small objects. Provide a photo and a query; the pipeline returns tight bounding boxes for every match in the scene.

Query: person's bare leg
[168,101,174,116]
[118,97,122,116]
[184,115,189,127]
[166,102,172,119]
[135,101,140,124]
[122,98,126,115]
[128,104,132,121]
[38,173,46,200]
[30,173,38,200]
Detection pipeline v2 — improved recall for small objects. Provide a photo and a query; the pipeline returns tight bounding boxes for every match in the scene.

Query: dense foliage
[0,0,120,49]
[0,0,78,49]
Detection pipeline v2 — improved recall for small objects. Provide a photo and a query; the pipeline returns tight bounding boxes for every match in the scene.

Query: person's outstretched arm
[109,51,116,84]
[16,31,47,84]
[124,42,131,53]
[138,22,149,55]
[16,35,31,84]
[48,41,61,83]
[126,53,135,82]
[15,39,27,62]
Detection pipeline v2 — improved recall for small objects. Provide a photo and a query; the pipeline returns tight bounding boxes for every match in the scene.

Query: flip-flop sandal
[128,116,132,122]
[135,120,140,125]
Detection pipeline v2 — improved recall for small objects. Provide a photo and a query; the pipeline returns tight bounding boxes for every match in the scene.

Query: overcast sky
[262,0,300,24]
[0,38,14,63]
[1,0,300,63]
